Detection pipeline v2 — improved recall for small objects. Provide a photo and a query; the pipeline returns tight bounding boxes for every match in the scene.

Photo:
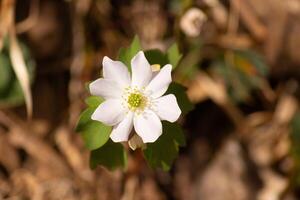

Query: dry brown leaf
[11,170,44,200]
[193,139,255,200]
[8,127,69,177]
[121,176,138,200]
[9,30,33,118]
[54,127,94,182]
[218,34,253,49]
[1,0,34,118]
[0,179,11,198]
[0,130,20,172]
[187,72,245,126]
[273,94,298,125]
[187,72,227,104]
[257,169,288,200]
[135,177,166,200]
[0,0,14,50]
[204,0,228,29]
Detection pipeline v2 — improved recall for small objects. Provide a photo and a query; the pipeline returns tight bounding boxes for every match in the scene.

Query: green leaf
[290,112,300,185]
[211,49,268,103]
[76,96,111,150]
[235,49,268,76]
[118,48,127,64]
[118,36,142,72]
[167,43,182,69]
[0,53,12,93]
[85,96,104,108]
[81,117,111,150]
[77,108,111,150]
[76,108,95,132]
[166,82,194,114]
[291,112,300,146]
[130,36,142,55]
[90,139,127,170]
[76,96,104,132]
[176,45,201,81]
[144,49,168,66]
[143,121,186,171]
[144,43,182,70]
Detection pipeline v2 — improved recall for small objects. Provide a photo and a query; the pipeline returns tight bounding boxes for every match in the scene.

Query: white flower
[180,8,207,37]
[89,51,181,143]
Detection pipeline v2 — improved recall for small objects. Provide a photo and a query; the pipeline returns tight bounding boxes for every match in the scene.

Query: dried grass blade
[8,30,32,118]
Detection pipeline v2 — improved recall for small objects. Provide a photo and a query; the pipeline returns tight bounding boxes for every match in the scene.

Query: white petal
[91,99,126,126]
[146,64,172,98]
[154,94,181,122]
[110,112,134,142]
[133,110,162,143]
[89,78,122,99]
[103,56,130,87]
[131,51,152,88]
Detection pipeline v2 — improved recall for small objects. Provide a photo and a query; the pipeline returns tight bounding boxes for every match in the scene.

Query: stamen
[128,93,143,108]
[122,87,149,112]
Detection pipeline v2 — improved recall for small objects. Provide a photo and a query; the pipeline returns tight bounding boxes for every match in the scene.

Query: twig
[54,126,94,183]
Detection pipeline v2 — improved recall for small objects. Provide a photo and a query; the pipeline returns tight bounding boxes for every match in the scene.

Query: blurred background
[1,0,300,199]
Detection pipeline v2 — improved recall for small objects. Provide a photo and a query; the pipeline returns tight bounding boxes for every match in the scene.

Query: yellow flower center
[127,92,147,111]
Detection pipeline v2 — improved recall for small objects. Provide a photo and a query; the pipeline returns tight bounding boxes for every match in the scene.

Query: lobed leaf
[144,49,168,66]
[90,139,127,170]
[143,121,186,171]
[76,96,111,150]
[85,95,104,108]
[165,82,194,114]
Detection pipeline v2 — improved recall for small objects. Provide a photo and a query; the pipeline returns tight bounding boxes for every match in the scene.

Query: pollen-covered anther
[127,92,147,111]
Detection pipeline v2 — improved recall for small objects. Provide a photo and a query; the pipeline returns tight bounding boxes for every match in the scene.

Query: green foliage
[211,49,268,103]
[85,95,103,107]
[143,121,186,171]
[144,43,182,69]
[76,96,112,150]
[291,112,300,141]
[175,44,202,81]
[77,96,127,170]
[118,36,182,70]
[166,82,194,114]
[290,112,300,186]
[236,50,268,76]
[90,139,127,170]
[118,36,142,73]
[77,36,190,171]
[167,43,182,69]
[0,38,35,108]
[144,50,169,66]
[0,53,12,92]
